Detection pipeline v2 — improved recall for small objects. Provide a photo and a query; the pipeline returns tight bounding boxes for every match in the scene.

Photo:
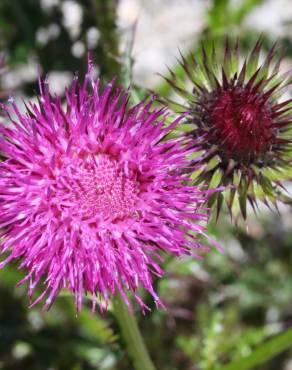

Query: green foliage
[207,0,264,35]
[154,213,292,370]
[218,327,292,370]
[0,267,118,370]
[0,0,120,94]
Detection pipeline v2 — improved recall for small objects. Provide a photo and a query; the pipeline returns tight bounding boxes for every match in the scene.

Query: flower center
[203,87,275,162]
[54,154,140,222]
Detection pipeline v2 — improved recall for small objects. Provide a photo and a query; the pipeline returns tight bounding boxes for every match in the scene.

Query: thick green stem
[113,294,156,370]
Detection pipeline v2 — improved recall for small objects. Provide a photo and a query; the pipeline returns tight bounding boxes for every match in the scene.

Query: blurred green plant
[0,0,120,95]
[218,327,292,370]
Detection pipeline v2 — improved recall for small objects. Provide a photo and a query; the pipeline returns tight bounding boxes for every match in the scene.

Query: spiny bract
[164,39,292,219]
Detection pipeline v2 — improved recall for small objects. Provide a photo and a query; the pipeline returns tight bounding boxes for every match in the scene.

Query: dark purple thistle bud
[163,39,292,219]
[0,64,218,312]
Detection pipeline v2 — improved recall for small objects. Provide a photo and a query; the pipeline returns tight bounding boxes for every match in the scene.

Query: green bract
[162,39,292,220]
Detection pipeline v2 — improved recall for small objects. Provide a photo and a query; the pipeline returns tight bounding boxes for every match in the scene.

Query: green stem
[217,326,292,370]
[113,294,156,370]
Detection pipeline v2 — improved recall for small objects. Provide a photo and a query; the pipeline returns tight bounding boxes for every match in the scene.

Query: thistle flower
[0,65,213,312]
[164,39,292,219]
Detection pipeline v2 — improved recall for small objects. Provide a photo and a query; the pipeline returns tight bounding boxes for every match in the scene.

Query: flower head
[0,65,212,312]
[164,39,292,219]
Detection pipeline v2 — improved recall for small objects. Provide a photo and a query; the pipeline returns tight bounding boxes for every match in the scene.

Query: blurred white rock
[245,0,292,37]
[118,0,209,88]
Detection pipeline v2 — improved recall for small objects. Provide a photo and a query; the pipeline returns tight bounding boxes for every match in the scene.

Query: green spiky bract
[163,38,292,220]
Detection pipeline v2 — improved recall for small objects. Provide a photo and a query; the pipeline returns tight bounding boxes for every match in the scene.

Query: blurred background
[0,0,292,369]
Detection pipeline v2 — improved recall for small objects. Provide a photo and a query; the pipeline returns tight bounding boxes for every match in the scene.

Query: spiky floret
[164,39,292,219]
[0,65,213,312]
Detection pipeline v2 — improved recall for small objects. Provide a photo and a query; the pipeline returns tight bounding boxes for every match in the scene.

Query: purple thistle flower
[0,66,213,312]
